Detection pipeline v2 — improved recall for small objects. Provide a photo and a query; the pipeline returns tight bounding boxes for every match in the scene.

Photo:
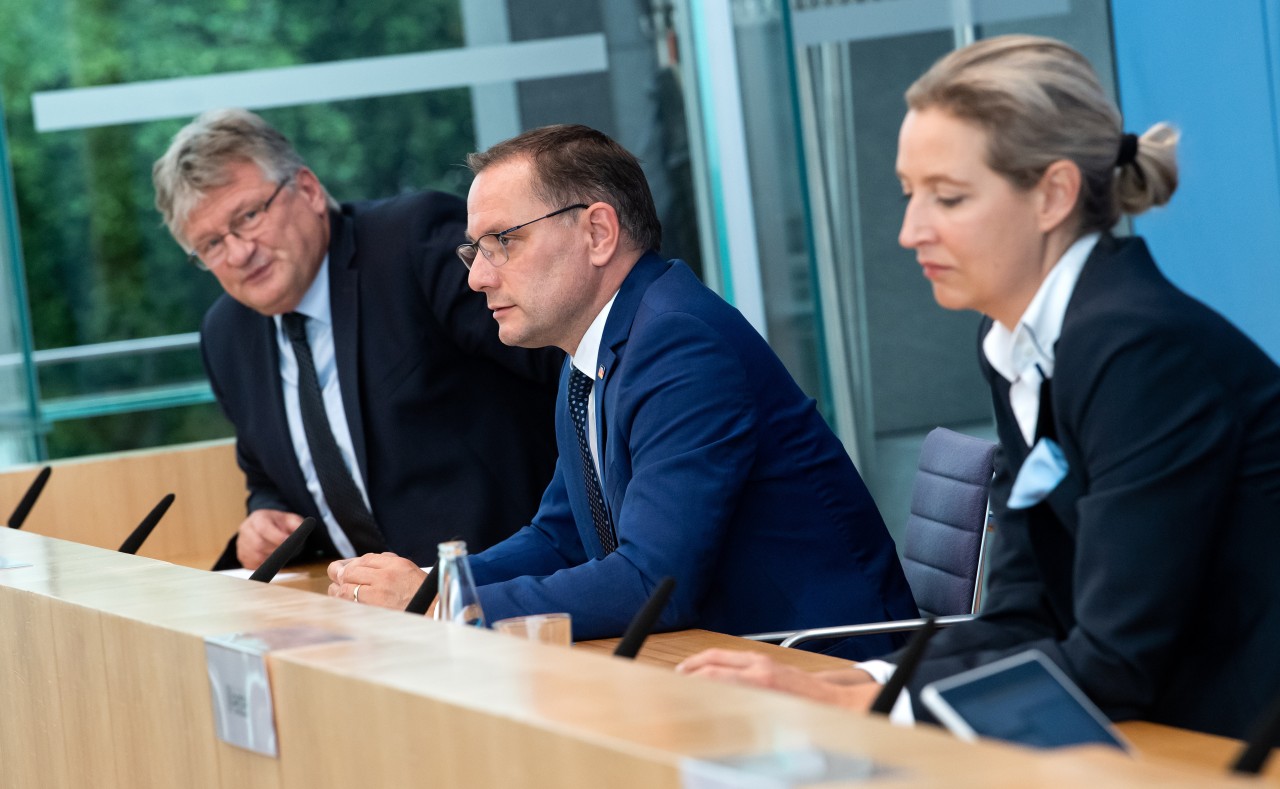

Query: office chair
[746,427,997,648]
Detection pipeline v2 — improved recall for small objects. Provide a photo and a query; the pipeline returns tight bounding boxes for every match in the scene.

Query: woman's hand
[676,649,883,712]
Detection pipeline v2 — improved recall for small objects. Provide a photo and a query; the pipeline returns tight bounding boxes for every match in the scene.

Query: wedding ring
[353,584,362,604]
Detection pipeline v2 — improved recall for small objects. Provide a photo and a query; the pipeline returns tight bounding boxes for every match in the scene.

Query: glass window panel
[732,1,828,406]
[0,106,40,465]
[0,0,705,459]
[44,402,232,460]
[687,0,1118,541]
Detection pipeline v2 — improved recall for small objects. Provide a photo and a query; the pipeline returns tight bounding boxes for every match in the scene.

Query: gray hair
[906,35,1178,233]
[152,108,336,246]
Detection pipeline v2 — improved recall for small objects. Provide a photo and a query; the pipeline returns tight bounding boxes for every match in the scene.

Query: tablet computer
[920,649,1128,751]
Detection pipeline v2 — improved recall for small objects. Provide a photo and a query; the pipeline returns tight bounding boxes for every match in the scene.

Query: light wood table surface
[272,561,335,595]
[208,560,336,595]
[189,556,1279,785]
[1118,721,1278,783]
[1,527,1265,788]
[581,628,1280,784]
[577,628,851,671]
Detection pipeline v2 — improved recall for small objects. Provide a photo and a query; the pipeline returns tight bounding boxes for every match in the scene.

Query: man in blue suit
[330,125,915,657]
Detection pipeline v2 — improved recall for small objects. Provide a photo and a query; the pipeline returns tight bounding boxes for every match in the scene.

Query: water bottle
[433,540,486,627]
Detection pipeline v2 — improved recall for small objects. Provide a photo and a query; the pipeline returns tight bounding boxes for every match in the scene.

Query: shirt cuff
[856,660,915,726]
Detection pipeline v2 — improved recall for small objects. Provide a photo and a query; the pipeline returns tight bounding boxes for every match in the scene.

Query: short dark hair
[467,124,662,253]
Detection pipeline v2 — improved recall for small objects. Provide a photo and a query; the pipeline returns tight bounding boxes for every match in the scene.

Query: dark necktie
[568,368,617,554]
[281,312,386,556]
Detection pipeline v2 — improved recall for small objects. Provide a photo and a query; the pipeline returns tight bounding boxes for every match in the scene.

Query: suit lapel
[1032,237,1145,533]
[327,210,369,484]
[593,349,612,471]
[984,318,1081,534]
[1033,374,1081,532]
[594,252,669,522]
[986,367,1031,465]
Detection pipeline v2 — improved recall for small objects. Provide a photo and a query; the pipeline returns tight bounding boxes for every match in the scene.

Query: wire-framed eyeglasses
[456,203,588,270]
[188,176,293,271]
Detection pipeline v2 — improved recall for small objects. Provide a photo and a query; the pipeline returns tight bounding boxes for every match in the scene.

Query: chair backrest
[900,427,997,618]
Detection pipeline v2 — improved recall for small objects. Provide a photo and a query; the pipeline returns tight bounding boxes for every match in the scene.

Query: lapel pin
[597,366,605,379]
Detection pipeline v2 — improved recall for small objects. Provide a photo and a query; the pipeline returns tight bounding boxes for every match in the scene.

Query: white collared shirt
[982,233,1100,446]
[273,256,371,558]
[570,294,618,479]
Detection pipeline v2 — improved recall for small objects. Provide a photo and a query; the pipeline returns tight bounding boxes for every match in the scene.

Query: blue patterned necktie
[281,312,386,556]
[567,368,617,554]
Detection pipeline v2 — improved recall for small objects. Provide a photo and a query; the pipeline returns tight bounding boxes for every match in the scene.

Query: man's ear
[585,202,622,267]
[1035,159,1082,234]
[293,167,330,215]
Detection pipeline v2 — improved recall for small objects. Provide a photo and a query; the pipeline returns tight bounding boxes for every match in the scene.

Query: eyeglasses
[188,176,293,271]
[456,203,588,270]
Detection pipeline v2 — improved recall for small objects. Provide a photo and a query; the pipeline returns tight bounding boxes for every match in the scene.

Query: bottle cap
[437,540,468,559]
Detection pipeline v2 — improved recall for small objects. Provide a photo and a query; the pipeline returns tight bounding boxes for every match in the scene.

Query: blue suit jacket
[469,253,916,656]
[896,235,1280,738]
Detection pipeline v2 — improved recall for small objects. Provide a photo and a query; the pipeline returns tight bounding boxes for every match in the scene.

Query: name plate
[205,626,350,756]
[680,747,894,788]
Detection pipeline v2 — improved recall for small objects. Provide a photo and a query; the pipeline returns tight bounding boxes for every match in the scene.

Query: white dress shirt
[570,293,618,479]
[859,233,1101,725]
[273,256,372,558]
[982,233,1099,445]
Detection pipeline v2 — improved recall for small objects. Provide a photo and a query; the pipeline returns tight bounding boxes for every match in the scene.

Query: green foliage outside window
[0,0,476,457]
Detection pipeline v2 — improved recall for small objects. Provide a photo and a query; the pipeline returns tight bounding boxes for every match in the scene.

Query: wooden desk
[577,629,852,671]
[254,561,334,595]
[0,440,242,566]
[1118,721,1279,784]
[583,630,1280,785]
[0,529,1259,788]
[230,568,1280,784]
[280,577,1280,784]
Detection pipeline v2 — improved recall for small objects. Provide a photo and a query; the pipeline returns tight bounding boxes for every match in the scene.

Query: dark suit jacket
[900,235,1280,738]
[202,190,561,566]
[468,253,917,656]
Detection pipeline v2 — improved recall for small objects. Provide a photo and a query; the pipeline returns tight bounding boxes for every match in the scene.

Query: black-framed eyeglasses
[188,176,293,271]
[456,203,588,270]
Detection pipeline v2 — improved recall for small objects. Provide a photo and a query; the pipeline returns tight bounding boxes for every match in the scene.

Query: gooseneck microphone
[1232,684,1280,774]
[613,576,677,659]
[117,493,175,555]
[7,466,51,529]
[870,617,939,716]
[248,517,317,583]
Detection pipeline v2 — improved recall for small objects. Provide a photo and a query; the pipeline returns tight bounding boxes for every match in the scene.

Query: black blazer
[900,234,1280,738]
[201,190,561,567]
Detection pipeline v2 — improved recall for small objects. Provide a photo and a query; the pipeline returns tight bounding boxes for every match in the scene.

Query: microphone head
[613,576,676,659]
[1232,684,1280,774]
[8,466,51,530]
[248,517,317,583]
[870,616,939,716]
[118,493,174,555]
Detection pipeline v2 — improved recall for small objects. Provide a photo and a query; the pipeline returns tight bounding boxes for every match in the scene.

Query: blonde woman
[680,35,1280,739]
